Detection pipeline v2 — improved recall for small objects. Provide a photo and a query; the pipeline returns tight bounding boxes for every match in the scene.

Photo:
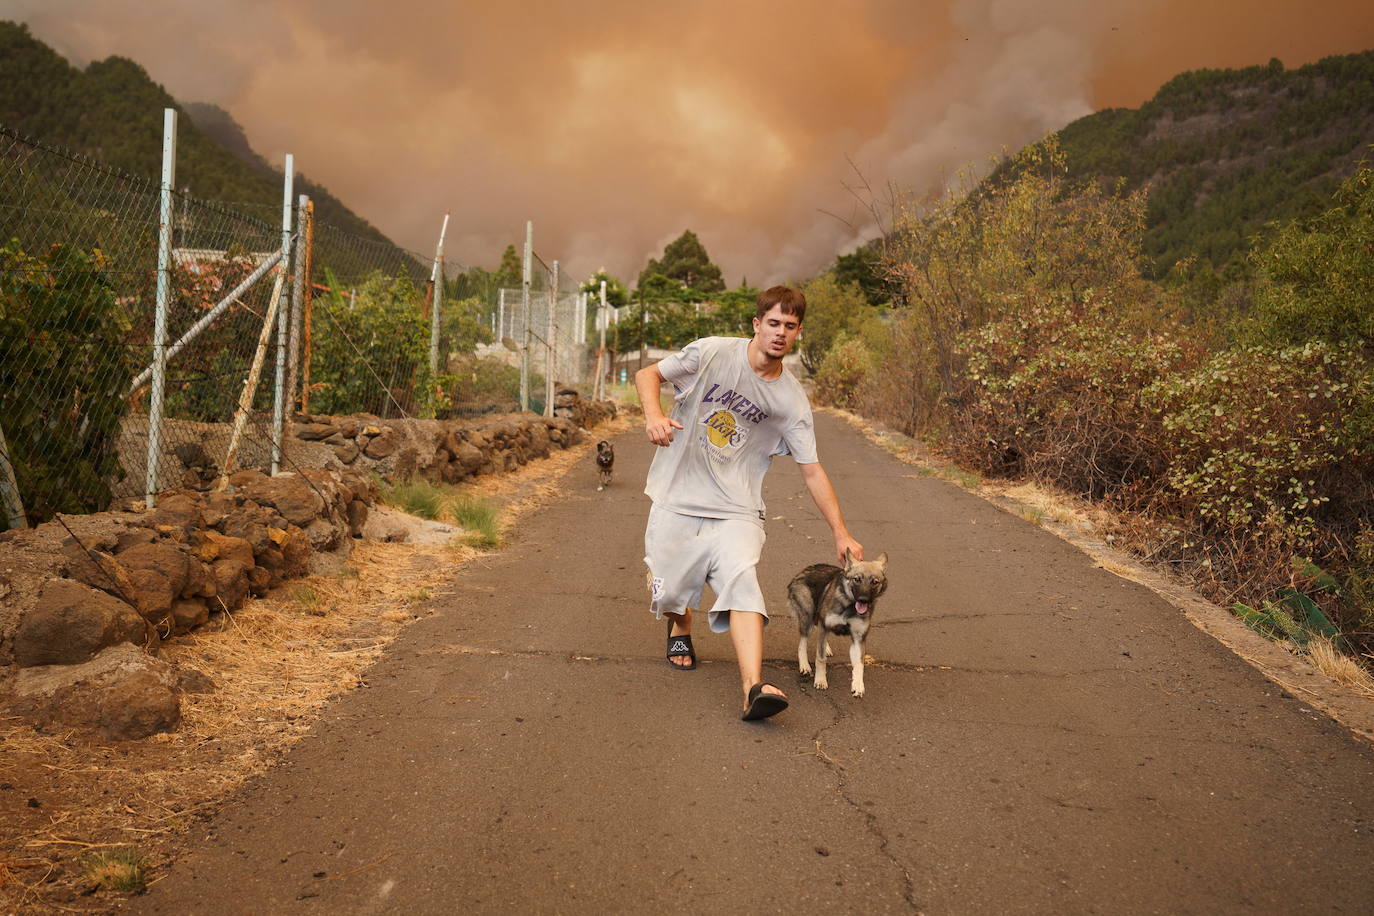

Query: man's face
[752,304,802,361]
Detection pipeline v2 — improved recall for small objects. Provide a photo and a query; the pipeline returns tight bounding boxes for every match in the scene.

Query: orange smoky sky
[9,0,1374,286]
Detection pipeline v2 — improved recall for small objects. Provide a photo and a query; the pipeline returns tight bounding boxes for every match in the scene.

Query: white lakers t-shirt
[644,336,818,525]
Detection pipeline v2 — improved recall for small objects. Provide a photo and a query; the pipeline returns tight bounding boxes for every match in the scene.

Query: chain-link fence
[1,116,598,530]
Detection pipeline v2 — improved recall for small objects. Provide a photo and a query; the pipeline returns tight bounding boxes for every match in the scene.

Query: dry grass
[1306,637,1374,698]
[0,418,625,913]
[79,848,145,893]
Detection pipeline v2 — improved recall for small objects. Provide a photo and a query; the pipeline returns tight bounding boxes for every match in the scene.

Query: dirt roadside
[124,409,1374,914]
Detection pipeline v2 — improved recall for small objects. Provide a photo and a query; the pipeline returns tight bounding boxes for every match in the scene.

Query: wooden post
[0,422,27,529]
[219,270,287,486]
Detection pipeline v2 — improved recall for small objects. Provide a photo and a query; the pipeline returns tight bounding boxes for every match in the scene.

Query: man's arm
[797,461,863,563]
[635,364,684,447]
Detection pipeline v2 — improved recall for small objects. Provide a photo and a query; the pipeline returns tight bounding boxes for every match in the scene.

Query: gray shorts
[643,503,767,633]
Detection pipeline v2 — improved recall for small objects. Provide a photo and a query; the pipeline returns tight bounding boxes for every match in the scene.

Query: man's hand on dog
[835,532,864,564]
[645,416,685,446]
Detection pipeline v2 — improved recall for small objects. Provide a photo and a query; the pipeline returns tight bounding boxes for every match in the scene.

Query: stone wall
[0,467,376,740]
[282,393,616,485]
[0,392,618,740]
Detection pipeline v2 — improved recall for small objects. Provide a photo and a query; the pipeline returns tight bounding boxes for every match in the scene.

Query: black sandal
[741,683,788,721]
[666,621,696,670]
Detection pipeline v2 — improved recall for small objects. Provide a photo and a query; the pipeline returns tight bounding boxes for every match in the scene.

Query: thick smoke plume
[9,0,1373,284]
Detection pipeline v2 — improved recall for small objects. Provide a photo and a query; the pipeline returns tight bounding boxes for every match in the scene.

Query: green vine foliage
[0,240,135,525]
[308,269,430,418]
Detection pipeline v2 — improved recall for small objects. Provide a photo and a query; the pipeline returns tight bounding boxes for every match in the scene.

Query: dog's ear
[843,547,854,571]
[875,552,888,570]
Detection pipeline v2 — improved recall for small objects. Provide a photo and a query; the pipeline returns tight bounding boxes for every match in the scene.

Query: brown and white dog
[786,550,889,697]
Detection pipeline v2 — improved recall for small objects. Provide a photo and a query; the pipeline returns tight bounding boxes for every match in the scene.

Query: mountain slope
[1051,51,1374,277]
[0,21,395,246]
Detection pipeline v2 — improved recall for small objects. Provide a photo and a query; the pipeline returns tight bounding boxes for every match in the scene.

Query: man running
[636,285,863,721]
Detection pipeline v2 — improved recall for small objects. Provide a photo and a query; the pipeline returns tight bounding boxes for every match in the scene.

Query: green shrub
[0,241,135,526]
[953,293,1194,498]
[813,335,875,409]
[434,355,529,417]
[1242,164,1374,351]
[1145,342,1374,548]
[309,269,430,418]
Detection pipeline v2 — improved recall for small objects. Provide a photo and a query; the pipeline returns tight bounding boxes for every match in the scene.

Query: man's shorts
[643,503,767,633]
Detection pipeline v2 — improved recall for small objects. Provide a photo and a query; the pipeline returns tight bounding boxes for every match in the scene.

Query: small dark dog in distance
[787,549,889,697]
[595,440,614,491]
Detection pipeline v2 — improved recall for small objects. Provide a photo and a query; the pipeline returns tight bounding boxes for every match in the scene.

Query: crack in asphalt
[805,679,923,912]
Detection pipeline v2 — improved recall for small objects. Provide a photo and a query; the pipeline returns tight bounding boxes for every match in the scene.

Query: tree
[580,269,628,308]
[709,284,759,337]
[494,244,523,290]
[1243,164,1374,353]
[0,241,135,524]
[639,230,724,293]
[797,273,873,374]
[439,295,495,358]
[833,246,890,307]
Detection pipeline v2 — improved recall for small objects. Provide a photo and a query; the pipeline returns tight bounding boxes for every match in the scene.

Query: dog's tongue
[855,600,869,615]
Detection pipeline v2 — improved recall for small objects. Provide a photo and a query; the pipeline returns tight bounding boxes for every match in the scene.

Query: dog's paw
[851,684,865,698]
[814,674,828,690]
[799,662,812,677]
[825,644,834,658]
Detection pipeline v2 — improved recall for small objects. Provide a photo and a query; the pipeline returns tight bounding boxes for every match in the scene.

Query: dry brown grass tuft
[1306,637,1374,698]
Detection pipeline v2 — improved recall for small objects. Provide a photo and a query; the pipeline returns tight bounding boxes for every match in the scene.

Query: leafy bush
[847,139,1374,661]
[0,241,135,525]
[434,355,543,418]
[883,138,1154,425]
[308,269,430,417]
[1147,342,1373,545]
[798,274,874,374]
[1242,163,1374,351]
[812,334,875,409]
[954,292,1196,498]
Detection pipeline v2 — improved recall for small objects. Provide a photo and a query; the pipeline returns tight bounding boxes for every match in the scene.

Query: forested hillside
[0,21,394,245]
[1044,51,1374,277]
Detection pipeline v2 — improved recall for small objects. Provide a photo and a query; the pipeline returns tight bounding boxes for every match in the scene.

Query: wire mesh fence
[1,125,293,524]
[1,121,599,530]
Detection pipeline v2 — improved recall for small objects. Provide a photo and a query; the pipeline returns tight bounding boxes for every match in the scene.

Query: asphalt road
[135,411,1374,914]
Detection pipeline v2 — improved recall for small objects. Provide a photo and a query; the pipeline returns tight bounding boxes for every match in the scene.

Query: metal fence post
[285,193,308,422]
[428,213,449,389]
[145,107,177,508]
[301,199,315,414]
[596,280,608,401]
[546,260,558,417]
[520,221,532,413]
[270,154,294,476]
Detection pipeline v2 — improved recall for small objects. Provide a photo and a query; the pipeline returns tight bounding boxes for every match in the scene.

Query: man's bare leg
[667,608,693,668]
[729,610,786,711]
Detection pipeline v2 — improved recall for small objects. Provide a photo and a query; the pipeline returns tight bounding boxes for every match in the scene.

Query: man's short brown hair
[756,285,806,323]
